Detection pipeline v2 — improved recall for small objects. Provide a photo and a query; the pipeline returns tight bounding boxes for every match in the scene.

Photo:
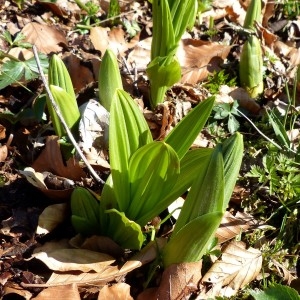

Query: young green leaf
[250,283,300,300]
[71,187,101,236]
[222,132,244,210]
[49,85,80,137]
[164,96,215,160]
[48,54,76,101]
[239,35,263,98]
[109,89,152,212]
[126,141,180,226]
[160,148,213,211]
[105,209,144,250]
[151,0,175,59]
[169,0,198,43]
[98,50,123,111]
[243,0,262,30]
[147,55,181,108]
[173,144,224,234]
[162,211,223,267]
[0,54,48,90]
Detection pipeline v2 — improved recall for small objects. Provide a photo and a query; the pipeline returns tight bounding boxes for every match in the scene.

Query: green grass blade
[243,0,262,30]
[164,96,215,160]
[169,0,197,43]
[71,187,100,236]
[109,89,152,212]
[266,109,290,150]
[162,211,223,267]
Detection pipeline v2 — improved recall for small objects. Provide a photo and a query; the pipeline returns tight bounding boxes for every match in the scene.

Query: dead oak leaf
[21,22,67,54]
[216,211,251,244]
[177,39,232,85]
[32,248,115,273]
[32,284,80,300]
[200,241,262,298]
[32,136,86,181]
[98,283,133,300]
[90,27,128,56]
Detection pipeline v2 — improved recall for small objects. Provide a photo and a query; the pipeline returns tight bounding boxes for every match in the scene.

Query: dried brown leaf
[177,39,232,84]
[98,283,133,300]
[62,53,97,93]
[0,145,8,162]
[2,283,32,300]
[0,124,6,140]
[271,259,296,284]
[36,203,69,235]
[32,136,86,181]
[156,262,202,300]
[21,22,67,54]
[90,27,128,56]
[216,211,251,244]
[200,241,262,298]
[127,37,151,70]
[23,238,167,288]
[32,248,115,273]
[32,284,80,300]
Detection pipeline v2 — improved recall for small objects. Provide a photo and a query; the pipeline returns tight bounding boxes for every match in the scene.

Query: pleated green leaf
[173,144,224,235]
[71,187,100,236]
[98,50,123,111]
[243,0,262,30]
[48,54,76,101]
[49,85,80,137]
[162,211,223,267]
[147,55,181,107]
[169,0,198,43]
[105,209,144,250]
[151,0,175,59]
[127,141,180,226]
[160,148,213,212]
[109,89,152,212]
[164,96,215,160]
[239,35,263,98]
[222,132,244,210]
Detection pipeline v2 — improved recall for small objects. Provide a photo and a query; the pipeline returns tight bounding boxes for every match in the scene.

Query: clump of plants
[68,50,243,269]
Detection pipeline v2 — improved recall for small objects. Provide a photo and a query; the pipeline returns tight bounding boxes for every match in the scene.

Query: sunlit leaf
[127,141,180,226]
[105,209,144,250]
[109,89,152,212]
[162,212,223,267]
[164,96,215,160]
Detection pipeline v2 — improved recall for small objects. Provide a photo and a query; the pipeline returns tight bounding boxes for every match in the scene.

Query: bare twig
[32,45,104,184]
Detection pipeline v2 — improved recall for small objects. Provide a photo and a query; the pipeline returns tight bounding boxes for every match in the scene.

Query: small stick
[32,45,105,184]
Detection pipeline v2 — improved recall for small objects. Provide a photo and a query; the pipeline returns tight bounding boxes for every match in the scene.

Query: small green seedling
[213,100,240,133]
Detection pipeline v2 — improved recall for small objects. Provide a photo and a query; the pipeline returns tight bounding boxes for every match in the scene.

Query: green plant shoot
[48,55,80,137]
[98,49,123,111]
[147,0,197,108]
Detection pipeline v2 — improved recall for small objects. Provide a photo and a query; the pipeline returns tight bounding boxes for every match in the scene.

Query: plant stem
[32,45,105,185]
